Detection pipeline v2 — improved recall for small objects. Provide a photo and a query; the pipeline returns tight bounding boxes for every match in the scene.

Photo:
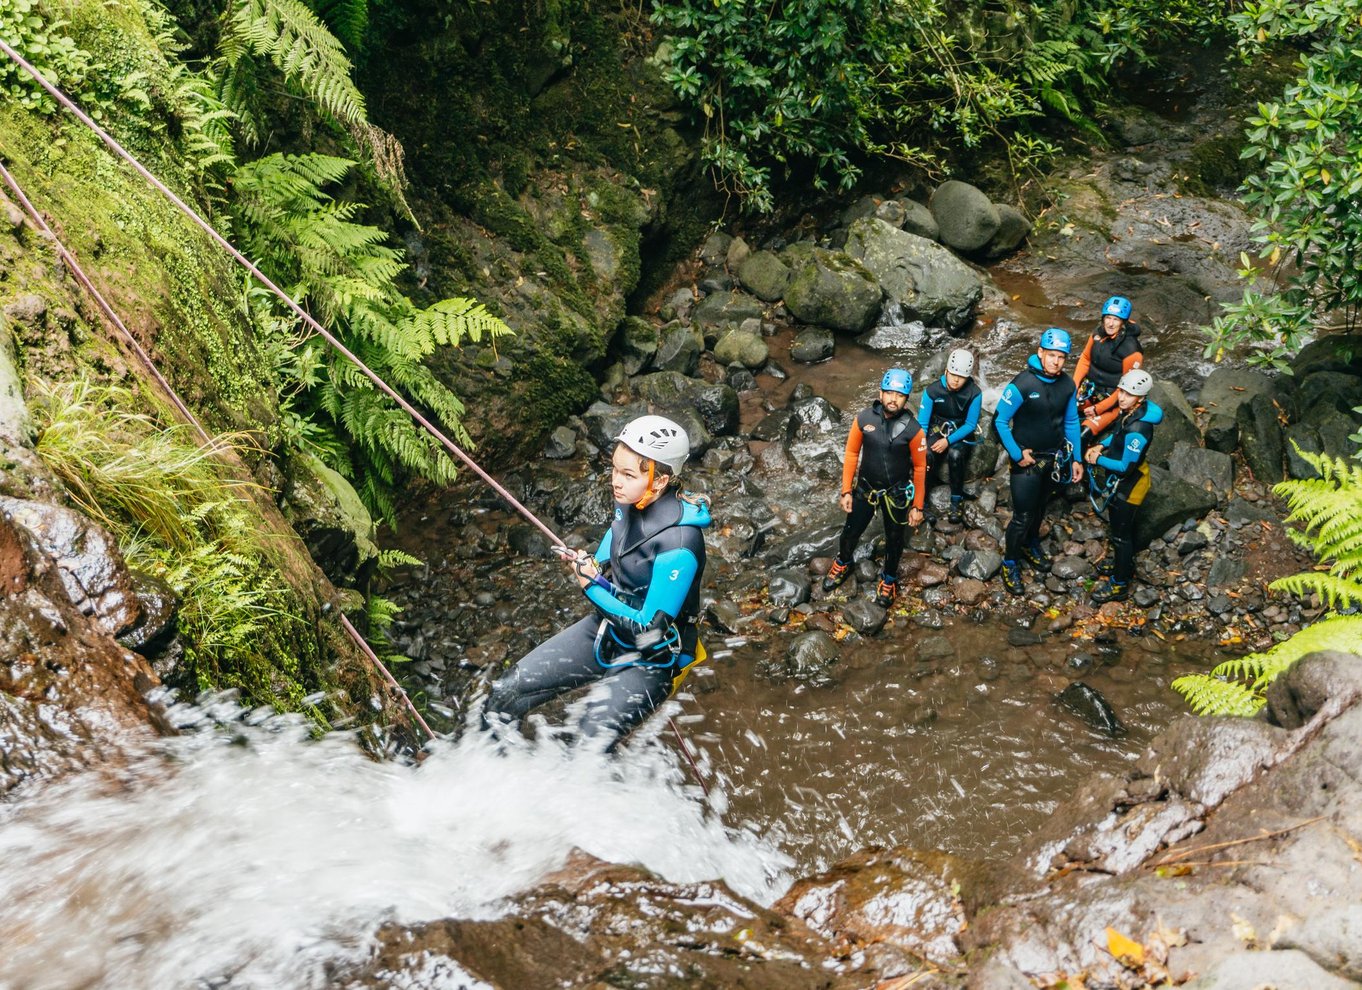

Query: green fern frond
[1271,572,1362,609]
[1170,674,1263,716]
[305,0,368,50]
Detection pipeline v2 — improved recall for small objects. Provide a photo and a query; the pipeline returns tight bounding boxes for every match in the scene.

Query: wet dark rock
[579,401,641,449]
[1146,379,1203,469]
[1,496,140,635]
[956,549,1002,582]
[1264,650,1362,730]
[725,366,757,391]
[736,250,792,303]
[1177,530,1209,555]
[1200,367,1286,420]
[768,569,812,607]
[1065,653,1095,675]
[1007,627,1044,647]
[951,577,987,605]
[1134,466,1218,549]
[751,407,798,444]
[782,630,840,684]
[549,476,613,530]
[842,599,887,636]
[704,600,742,634]
[1207,593,1232,615]
[634,371,738,437]
[117,570,178,655]
[1057,681,1125,737]
[695,290,765,328]
[543,425,576,459]
[918,635,955,661]
[984,203,1031,258]
[789,327,835,363]
[614,316,659,375]
[789,395,843,432]
[1225,495,1275,527]
[977,655,1002,681]
[507,525,552,559]
[843,217,984,333]
[1237,391,1287,483]
[913,608,945,629]
[1167,442,1233,500]
[1050,555,1091,580]
[654,323,702,375]
[775,846,971,968]
[1203,411,1239,453]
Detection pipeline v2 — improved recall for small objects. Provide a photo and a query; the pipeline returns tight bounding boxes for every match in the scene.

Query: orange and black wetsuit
[836,400,928,580]
[1073,321,1142,415]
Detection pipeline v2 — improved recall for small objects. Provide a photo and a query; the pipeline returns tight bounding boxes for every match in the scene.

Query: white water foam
[0,712,792,990]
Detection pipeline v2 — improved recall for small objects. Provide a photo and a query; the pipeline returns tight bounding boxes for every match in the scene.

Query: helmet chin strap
[634,459,660,510]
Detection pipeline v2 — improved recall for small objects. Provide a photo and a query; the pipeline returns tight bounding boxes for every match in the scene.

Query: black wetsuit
[1076,321,1141,405]
[995,356,1081,564]
[1092,401,1162,584]
[836,401,927,579]
[917,376,983,503]
[483,492,710,751]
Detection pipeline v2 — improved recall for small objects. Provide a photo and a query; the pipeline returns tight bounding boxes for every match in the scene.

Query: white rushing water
[0,702,792,990]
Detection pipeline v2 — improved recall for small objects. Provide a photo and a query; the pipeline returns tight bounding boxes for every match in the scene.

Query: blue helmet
[1101,295,1133,321]
[1039,328,1071,354]
[881,367,912,396]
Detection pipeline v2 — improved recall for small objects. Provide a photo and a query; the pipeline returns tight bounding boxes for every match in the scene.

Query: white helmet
[616,415,691,474]
[946,348,975,377]
[1118,369,1153,397]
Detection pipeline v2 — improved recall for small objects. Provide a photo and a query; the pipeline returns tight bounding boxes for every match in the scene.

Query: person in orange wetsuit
[820,368,927,608]
[1074,295,1143,440]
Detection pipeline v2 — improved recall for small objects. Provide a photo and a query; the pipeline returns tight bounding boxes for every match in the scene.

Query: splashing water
[0,706,793,990]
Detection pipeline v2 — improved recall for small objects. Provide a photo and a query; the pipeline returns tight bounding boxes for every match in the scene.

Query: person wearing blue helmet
[994,329,1084,596]
[1073,295,1142,426]
[822,368,927,608]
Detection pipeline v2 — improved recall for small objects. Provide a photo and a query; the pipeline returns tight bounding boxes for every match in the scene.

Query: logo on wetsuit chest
[1028,392,1041,399]
[863,424,876,432]
[614,507,623,520]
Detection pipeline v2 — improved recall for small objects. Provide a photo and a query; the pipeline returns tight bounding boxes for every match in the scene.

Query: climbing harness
[862,481,915,524]
[929,419,981,447]
[1076,378,1099,407]
[0,40,710,789]
[1087,468,1121,516]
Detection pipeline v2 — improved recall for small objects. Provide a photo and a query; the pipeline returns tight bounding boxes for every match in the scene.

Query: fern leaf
[1171,674,1263,716]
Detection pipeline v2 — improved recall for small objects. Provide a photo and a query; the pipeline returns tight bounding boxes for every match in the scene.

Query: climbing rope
[0,40,709,787]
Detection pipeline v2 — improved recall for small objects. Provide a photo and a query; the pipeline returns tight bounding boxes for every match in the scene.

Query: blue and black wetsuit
[995,354,1081,564]
[484,491,710,751]
[1091,400,1162,584]
[917,375,982,506]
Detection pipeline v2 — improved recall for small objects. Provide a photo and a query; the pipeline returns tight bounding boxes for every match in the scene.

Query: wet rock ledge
[340,651,1362,989]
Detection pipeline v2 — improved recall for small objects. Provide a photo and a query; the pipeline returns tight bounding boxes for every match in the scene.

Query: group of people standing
[481,296,1162,752]
[826,295,1161,608]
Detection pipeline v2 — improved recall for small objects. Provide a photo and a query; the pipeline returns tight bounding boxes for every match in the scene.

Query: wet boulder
[1237,391,1286,483]
[782,630,840,684]
[790,327,835,363]
[713,328,768,369]
[767,568,811,607]
[789,395,843,433]
[580,401,644,450]
[928,179,1000,253]
[693,289,765,327]
[843,217,983,333]
[751,408,799,445]
[896,198,939,241]
[654,322,702,375]
[117,570,178,656]
[782,247,883,334]
[633,371,738,437]
[737,250,792,303]
[613,316,658,375]
[775,846,972,968]
[983,203,1031,258]
[0,496,140,634]
[1133,466,1218,549]
[1057,682,1125,737]
[1146,379,1202,468]
[1199,367,1290,421]
[956,549,1002,582]
[1264,650,1362,730]
[841,598,886,635]
[1167,442,1233,501]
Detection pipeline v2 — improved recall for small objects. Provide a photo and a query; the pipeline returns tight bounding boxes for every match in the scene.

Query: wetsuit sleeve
[1094,391,1119,415]
[841,419,863,495]
[911,431,927,509]
[947,393,982,445]
[1097,431,1149,475]
[1073,337,1094,391]
[1064,392,1082,457]
[1123,350,1143,373]
[584,546,698,633]
[593,527,613,566]
[994,384,1024,462]
[917,392,934,431]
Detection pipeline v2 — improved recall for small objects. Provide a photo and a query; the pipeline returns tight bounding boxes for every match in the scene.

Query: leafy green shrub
[650,0,1233,211]
[1207,0,1362,369]
[32,378,330,715]
[229,151,511,522]
[1173,444,1362,715]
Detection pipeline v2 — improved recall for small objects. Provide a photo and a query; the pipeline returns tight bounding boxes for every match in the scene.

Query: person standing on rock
[995,329,1084,596]
[1083,370,1162,604]
[917,348,983,524]
[1073,296,1142,440]
[482,415,710,752]
[821,368,927,609]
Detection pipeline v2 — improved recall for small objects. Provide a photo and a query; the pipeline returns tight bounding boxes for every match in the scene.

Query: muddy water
[673,625,1215,871]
